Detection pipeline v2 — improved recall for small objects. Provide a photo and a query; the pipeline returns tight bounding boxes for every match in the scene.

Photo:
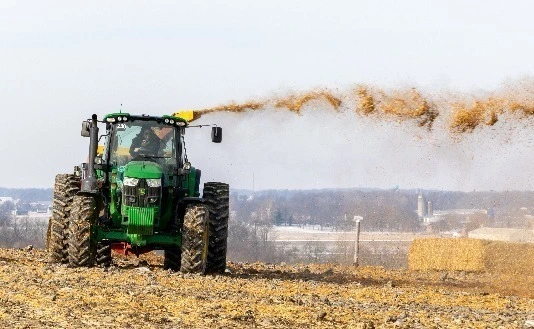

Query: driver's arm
[129,136,141,156]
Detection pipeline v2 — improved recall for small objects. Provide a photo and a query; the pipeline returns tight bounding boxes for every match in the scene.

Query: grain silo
[417,193,426,217]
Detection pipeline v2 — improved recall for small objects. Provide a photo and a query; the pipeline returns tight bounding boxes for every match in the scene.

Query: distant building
[31,201,52,213]
[433,209,487,217]
[417,192,439,224]
[468,227,534,243]
[0,197,15,205]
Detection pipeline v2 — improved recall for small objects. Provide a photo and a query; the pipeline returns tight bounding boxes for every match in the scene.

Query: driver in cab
[129,127,162,158]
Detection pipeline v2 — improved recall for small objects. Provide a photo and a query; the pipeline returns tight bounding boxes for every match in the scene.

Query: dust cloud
[186,79,534,192]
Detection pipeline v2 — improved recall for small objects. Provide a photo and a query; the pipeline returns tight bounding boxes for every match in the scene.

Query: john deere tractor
[47,111,229,274]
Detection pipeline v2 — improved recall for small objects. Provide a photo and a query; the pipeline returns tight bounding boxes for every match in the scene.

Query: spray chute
[172,110,197,123]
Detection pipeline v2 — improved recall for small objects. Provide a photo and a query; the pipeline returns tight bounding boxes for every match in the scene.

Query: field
[0,248,532,328]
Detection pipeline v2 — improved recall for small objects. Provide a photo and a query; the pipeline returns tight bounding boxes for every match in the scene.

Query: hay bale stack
[408,238,534,273]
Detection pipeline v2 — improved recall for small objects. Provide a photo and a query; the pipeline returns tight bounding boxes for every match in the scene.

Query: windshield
[107,121,177,167]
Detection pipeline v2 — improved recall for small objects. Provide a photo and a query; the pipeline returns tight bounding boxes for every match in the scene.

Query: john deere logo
[138,188,146,196]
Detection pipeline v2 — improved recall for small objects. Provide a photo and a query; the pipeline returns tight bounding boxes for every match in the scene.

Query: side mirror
[211,127,222,143]
[81,121,90,137]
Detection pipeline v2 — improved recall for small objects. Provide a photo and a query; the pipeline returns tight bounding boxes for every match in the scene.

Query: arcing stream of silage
[194,79,534,134]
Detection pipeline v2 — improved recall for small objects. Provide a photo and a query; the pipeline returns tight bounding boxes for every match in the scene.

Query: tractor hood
[123,161,163,179]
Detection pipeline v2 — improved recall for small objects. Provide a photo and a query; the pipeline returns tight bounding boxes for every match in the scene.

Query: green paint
[109,169,121,225]
[96,227,181,247]
[124,161,162,179]
[104,112,131,121]
[161,114,188,126]
[181,166,199,197]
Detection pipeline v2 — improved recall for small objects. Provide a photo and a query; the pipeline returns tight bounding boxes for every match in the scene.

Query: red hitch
[110,242,153,257]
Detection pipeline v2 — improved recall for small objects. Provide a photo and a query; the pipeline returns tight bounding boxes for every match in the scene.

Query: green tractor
[47,112,229,274]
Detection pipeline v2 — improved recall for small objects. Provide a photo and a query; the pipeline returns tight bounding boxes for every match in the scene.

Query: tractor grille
[123,178,161,207]
[127,207,155,235]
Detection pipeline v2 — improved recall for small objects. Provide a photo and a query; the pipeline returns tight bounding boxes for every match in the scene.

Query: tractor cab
[108,121,177,166]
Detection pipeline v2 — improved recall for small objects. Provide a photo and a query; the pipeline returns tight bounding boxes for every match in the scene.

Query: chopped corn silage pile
[409,238,534,275]
[409,238,488,272]
[484,240,534,275]
[0,248,533,328]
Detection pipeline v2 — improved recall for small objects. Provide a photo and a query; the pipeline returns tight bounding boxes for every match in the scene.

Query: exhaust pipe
[81,114,99,193]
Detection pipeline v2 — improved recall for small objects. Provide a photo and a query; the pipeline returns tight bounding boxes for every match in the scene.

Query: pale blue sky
[1,1,533,190]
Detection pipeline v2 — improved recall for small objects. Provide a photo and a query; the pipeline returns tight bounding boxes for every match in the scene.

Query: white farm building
[468,227,534,243]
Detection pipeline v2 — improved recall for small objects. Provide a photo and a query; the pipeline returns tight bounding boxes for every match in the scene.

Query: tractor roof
[103,113,188,127]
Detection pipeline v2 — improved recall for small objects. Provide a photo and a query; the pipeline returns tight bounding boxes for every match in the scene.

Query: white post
[353,216,363,266]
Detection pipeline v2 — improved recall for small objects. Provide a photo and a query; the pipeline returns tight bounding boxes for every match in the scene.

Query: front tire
[96,241,112,267]
[68,195,97,267]
[203,182,229,274]
[48,174,80,263]
[180,204,209,274]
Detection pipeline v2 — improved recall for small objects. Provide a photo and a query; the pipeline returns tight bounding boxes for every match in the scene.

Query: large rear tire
[68,195,97,267]
[48,174,80,263]
[203,182,229,274]
[180,204,209,274]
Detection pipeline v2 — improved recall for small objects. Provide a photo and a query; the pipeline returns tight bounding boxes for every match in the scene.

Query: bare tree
[0,216,47,249]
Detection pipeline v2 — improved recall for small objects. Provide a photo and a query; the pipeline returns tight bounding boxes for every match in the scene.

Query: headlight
[123,177,139,186]
[183,162,191,170]
[106,117,116,123]
[146,178,162,187]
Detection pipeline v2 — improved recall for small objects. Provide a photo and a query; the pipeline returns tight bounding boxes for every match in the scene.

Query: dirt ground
[0,248,532,328]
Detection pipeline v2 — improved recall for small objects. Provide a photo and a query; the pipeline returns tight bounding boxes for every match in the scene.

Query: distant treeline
[422,190,534,212]
[0,188,53,202]
[232,189,419,231]
[2,186,533,217]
